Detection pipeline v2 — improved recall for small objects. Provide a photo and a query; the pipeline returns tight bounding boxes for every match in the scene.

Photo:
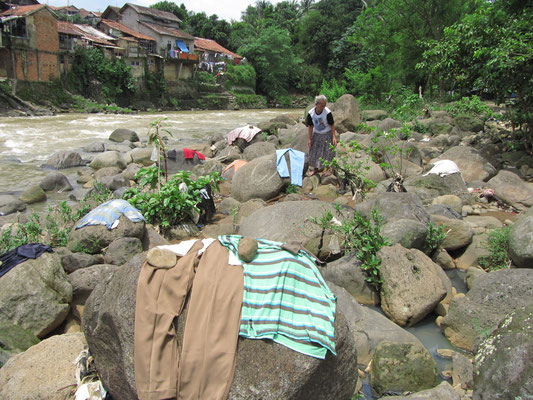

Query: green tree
[150,1,188,21]
[238,26,301,98]
[420,0,533,149]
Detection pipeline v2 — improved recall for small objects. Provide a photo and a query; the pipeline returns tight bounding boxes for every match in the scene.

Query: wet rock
[39,171,73,192]
[378,245,447,326]
[0,194,26,216]
[19,185,46,204]
[0,253,72,338]
[370,341,439,397]
[109,128,139,142]
[0,332,86,400]
[42,151,85,169]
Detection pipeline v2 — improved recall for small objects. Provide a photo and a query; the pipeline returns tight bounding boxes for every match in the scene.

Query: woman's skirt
[308,131,335,169]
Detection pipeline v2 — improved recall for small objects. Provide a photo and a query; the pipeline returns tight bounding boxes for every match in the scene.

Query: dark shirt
[0,243,54,278]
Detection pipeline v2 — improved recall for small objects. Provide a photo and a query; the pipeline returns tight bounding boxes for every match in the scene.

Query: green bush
[445,95,493,119]
[234,94,267,109]
[194,71,217,85]
[122,171,223,233]
[319,78,347,103]
[224,63,256,90]
[425,221,448,254]
[478,226,511,271]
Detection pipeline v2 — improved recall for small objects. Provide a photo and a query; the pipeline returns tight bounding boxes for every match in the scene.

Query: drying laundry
[225,125,261,145]
[183,148,206,160]
[424,159,465,182]
[218,234,337,359]
[75,199,145,230]
[0,243,53,278]
[276,148,305,186]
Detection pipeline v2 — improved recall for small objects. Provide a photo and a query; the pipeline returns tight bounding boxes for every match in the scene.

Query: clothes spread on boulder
[183,148,206,160]
[135,240,243,400]
[225,125,261,145]
[218,234,337,359]
[0,243,53,278]
[275,148,305,187]
[424,159,465,183]
[75,199,145,230]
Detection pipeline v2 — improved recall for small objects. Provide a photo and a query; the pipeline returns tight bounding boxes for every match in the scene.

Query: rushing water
[0,109,303,193]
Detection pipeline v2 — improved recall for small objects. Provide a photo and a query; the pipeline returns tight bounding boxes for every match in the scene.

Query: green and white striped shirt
[218,235,337,359]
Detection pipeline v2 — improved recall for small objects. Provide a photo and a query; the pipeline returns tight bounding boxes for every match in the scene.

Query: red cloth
[183,148,205,160]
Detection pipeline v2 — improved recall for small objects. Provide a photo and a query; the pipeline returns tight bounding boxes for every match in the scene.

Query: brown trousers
[134,241,244,400]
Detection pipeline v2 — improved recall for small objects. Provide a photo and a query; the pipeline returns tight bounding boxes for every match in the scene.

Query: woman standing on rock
[306,94,337,177]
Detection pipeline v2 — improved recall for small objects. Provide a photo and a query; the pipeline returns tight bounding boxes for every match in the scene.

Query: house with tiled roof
[0,4,60,81]
[194,37,242,72]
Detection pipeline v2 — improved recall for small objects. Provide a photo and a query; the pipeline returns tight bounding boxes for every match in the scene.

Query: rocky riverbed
[0,94,532,399]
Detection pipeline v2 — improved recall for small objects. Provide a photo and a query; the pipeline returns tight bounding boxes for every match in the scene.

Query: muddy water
[0,109,303,193]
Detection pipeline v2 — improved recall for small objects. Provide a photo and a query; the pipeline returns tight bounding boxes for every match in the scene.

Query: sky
[45,0,284,22]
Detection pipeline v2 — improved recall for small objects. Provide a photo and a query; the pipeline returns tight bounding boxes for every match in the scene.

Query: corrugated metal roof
[194,37,241,58]
[139,21,194,40]
[122,3,181,24]
[100,19,155,41]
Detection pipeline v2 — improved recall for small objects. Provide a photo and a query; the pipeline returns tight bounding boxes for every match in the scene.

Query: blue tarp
[176,40,189,53]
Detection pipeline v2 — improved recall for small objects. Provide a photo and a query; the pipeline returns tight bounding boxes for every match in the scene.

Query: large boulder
[508,208,533,267]
[232,153,284,202]
[239,200,351,245]
[430,214,474,251]
[109,128,139,142]
[89,151,127,170]
[19,184,46,204]
[380,381,459,399]
[473,305,533,400]
[0,321,40,366]
[430,146,497,183]
[330,283,424,366]
[42,151,85,169]
[0,194,26,215]
[67,215,145,254]
[127,147,154,166]
[381,218,428,251]
[103,237,144,265]
[82,253,359,400]
[39,171,73,192]
[0,253,72,338]
[439,269,533,351]
[356,192,430,225]
[370,341,439,397]
[328,94,362,133]
[166,148,205,174]
[378,245,447,326]
[0,332,86,400]
[242,141,277,161]
[486,170,533,211]
[68,263,119,306]
[404,172,471,205]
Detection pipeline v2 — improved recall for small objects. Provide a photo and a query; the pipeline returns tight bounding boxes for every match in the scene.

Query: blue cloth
[75,199,145,230]
[0,243,53,278]
[276,148,305,187]
[176,40,189,53]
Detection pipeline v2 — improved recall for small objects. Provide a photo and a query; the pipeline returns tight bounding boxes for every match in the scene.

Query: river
[0,109,303,194]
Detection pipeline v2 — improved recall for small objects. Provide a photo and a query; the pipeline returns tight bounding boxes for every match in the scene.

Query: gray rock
[238,237,258,262]
[166,148,205,174]
[430,214,474,251]
[487,170,533,210]
[508,211,533,267]
[0,253,72,338]
[452,352,474,390]
[454,114,484,132]
[82,141,106,152]
[94,166,122,179]
[192,158,225,176]
[425,204,462,220]
[328,94,362,133]
[89,151,127,170]
[370,341,439,397]
[380,381,460,399]
[60,248,104,273]
[232,154,284,202]
[0,332,86,400]
[243,141,277,161]
[218,197,241,215]
[473,305,533,400]
[127,147,154,166]
[381,218,428,251]
[42,151,85,169]
[0,321,40,366]
[104,237,144,265]
[121,163,141,181]
[97,174,130,191]
[141,225,169,250]
[82,253,358,400]
[323,253,379,305]
[432,195,462,214]
[404,172,471,205]
[378,245,447,326]
[145,248,176,268]
[215,146,242,163]
[440,269,533,351]
[236,198,267,223]
[109,128,139,142]
[68,263,118,305]
[363,109,388,121]
[19,185,46,204]
[356,192,430,225]
[455,234,490,270]
[0,194,26,216]
[431,146,497,183]
[67,215,145,254]
[39,171,73,192]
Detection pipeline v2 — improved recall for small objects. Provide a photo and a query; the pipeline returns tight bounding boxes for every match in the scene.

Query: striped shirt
[218,235,337,359]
